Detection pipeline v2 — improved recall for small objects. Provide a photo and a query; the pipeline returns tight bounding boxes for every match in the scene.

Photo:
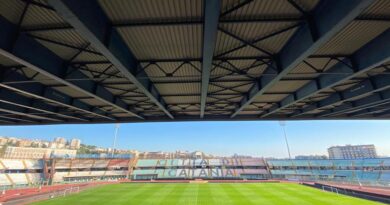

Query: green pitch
[33,183,384,205]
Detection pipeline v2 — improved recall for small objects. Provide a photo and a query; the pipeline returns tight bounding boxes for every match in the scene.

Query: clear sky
[1,120,389,158]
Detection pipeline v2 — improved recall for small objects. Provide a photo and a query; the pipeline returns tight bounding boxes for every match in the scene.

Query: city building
[54,137,67,145]
[48,142,65,149]
[3,146,77,159]
[70,139,81,149]
[0,137,8,146]
[328,144,377,159]
[16,139,33,147]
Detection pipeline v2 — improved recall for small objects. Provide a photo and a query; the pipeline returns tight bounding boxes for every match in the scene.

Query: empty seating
[154,159,178,167]
[221,168,239,178]
[1,159,25,169]
[92,160,110,168]
[295,170,314,175]
[52,172,68,182]
[133,169,158,175]
[27,173,43,184]
[292,160,310,167]
[357,171,380,181]
[242,169,268,174]
[234,169,244,176]
[309,160,333,167]
[241,158,266,166]
[0,174,11,186]
[136,159,158,167]
[0,157,388,183]
[159,169,181,178]
[8,173,28,185]
[220,158,241,166]
[24,160,44,169]
[54,159,71,169]
[334,170,355,179]
[105,170,127,176]
[333,160,353,168]
[91,171,106,176]
[71,159,94,169]
[360,159,385,167]
[68,171,92,177]
[268,160,294,167]
[312,170,335,176]
[271,170,297,175]
[108,159,129,168]
[383,159,390,166]
[380,171,390,181]
[192,169,212,178]
[208,159,221,166]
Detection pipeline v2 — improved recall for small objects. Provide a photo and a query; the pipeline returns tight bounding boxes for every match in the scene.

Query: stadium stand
[92,160,110,168]
[267,158,390,185]
[24,160,44,170]
[380,171,390,181]
[71,159,94,169]
[0,174,12,186]
[1,159,26,170]
[107,159,130,169]
[50,158,130,183]
[52,172,68,183]
[53,159,71,169]
[26,173,44,184]
[131,158,270,180]
[8,173,28,185]
[0,157,389,189]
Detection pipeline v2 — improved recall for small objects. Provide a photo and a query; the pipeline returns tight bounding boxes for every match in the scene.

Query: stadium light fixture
[112,124,120,156]
[279,121,292,160]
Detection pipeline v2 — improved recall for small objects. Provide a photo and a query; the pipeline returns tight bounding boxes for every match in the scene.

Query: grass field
[33,183,384,205]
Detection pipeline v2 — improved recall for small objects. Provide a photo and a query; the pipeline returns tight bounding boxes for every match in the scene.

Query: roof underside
[0,0,389,125]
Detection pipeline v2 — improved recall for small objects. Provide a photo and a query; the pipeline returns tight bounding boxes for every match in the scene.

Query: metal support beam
[273,28,390,117]
[0,87,88,122]
[48,0,173,119]
[73,55,345,65]
[230,0,373,118]
[348,105,390,117]
[0,119,12,124]
[291,74,390,117]
[0,68,115,120]
[375,108,390,118]
[21,17,303,32]
[200,0,221,118]
[317,89,390,117]
[0,101,60,122]
[0,111,35,123]
[0,16,142,119]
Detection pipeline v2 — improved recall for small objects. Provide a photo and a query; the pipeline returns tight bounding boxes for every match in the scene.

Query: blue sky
[1,120,389,158]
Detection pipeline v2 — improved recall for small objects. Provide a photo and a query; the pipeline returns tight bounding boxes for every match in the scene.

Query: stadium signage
[155,158,242,167]
[164,168,237,178]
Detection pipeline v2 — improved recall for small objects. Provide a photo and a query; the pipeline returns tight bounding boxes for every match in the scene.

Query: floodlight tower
[279,121,292,160]
[112,124,120,156]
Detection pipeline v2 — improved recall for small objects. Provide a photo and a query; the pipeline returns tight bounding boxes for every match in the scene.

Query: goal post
[322,185,339,194]
[63,186,80,197]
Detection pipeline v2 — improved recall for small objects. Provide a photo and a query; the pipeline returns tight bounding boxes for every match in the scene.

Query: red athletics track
[318,182,390,197]
[0,181,120,203]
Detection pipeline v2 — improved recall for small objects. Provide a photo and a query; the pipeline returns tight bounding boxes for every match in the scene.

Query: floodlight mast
[279,121,292,160]
[112,124,120,156]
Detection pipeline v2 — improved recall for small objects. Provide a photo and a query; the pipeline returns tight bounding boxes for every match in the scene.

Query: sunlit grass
[33,182,384,205]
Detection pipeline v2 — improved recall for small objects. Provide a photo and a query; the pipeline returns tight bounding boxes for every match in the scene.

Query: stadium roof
[0,0,389,125]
